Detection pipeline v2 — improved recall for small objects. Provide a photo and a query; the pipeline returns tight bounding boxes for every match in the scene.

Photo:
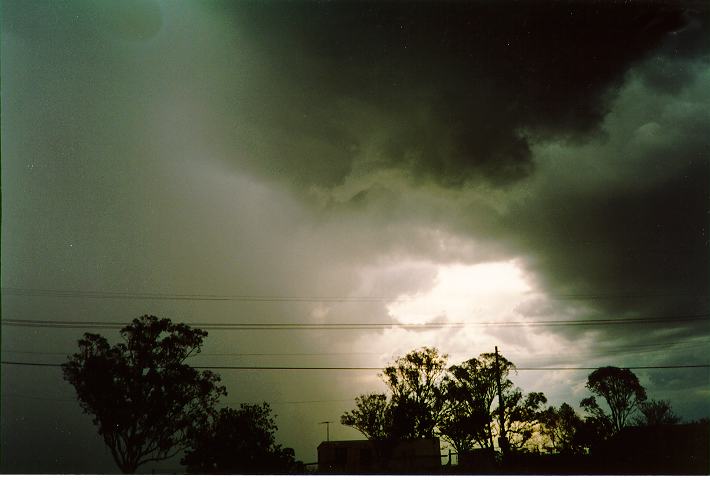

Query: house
[317,438,442,473]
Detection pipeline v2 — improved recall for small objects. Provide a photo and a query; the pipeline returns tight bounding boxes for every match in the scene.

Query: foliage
[499,389,547,451]
[581,366,646,434]
[539,403,585,454]
[437,381,489,454]
[439,352,515,452]
[340,393,411,468]
[577,396,614,449]
[341,393,393,441]
[182,403,296,474]
[61,315,226,473]
[634,399,681,426]
[380,347,448,438]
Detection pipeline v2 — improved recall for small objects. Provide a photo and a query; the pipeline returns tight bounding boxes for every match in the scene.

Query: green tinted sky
[2,0,709,472]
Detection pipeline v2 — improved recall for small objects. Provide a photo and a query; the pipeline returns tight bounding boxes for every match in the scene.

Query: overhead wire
[1,349,381,357]
[3,286,708,302]
[4,338,709,359]
[0,391,359,406]
[1,287,389,303]
[3,313,709,330]
[0,392,357,405]
[3,360,709,371]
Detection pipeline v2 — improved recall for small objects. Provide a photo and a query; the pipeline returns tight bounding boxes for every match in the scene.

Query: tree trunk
[119,461,137,474]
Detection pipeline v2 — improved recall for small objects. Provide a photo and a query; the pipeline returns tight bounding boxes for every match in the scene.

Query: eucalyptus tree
[439,352,515,452]
[500,389,547,451]
[581,366,647,434]
[539,402,585,453]
[62,315,226,473]
[380,346,449,439]
[182,403,296,474]
[341,393,393,440]
[635,399,680,426]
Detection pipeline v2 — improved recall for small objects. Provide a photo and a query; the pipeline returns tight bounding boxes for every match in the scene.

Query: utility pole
[494,346,509,459]
[318,421,332,442]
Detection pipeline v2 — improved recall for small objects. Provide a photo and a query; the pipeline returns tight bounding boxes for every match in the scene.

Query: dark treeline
[340,346,709,474]
[62,315,301,474]
[62,315,708,474]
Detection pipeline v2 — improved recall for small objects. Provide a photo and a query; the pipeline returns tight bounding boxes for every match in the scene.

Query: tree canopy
[635,399,681,426]
[380,346,448,439]
[61,315,226,473]
[342,347,549,456]
[501,389,547,451]
[439,352,515,453]
[581,366,647,434]
[182,403,296,474]
[341,393,393,441]
[539,402,585,454]
[341,349,687,467]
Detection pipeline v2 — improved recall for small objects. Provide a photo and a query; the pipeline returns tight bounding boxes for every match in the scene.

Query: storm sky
[2,0,709,473]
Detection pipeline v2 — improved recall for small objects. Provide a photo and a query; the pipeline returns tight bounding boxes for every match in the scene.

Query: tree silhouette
[539,402,585,454]
[577,398,615,450]
[341,393,393,441]
[635,399,680,426]
[380,347,448,439]
[581,366,647,434]
[500,389,547,451]
[439,352,515,452]
[340,393,409,469]
[182,403,296,474]
[61,315,226,473]
[437,382,489,455]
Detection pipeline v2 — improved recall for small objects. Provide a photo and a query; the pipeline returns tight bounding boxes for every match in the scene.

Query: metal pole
[319,421,332,442]
[494,346,509,458]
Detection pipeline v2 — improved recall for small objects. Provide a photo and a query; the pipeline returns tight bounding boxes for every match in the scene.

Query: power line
[516,365,710,371]
[547,293,710,300]
[1,349,382,357]
[3,313,708,331]
[5,338,709,359]
[0,361,378,370]
[3,361,67,367]
[4,286,707,302]
[3,360,709,371]
[1,392,355,405]
[270,399,354,405]
[1,287,389,303]
[1,318,465,330]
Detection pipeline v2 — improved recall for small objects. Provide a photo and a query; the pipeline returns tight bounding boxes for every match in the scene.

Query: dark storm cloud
[499,45,709,338]
[2,0,706,353]
[509,159,709,317]
[206,1,710,339]
[211,0,701,188]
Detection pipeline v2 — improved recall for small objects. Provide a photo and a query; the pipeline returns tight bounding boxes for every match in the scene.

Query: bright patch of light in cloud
[386,261,531,325]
